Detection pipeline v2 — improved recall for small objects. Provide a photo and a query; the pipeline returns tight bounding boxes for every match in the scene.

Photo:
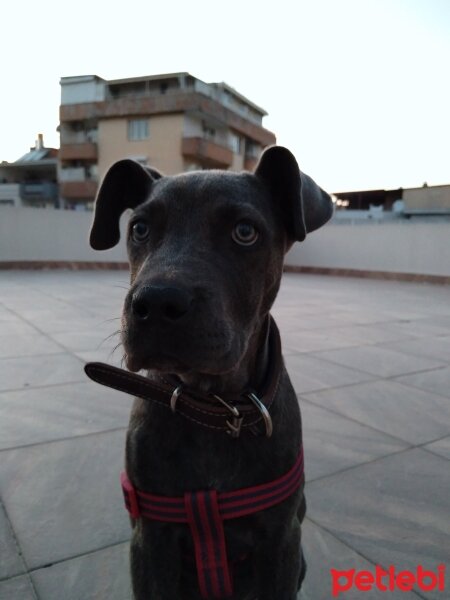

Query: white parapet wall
[0,208,449,282]
[285,220,450,279]
[0,206,127,264]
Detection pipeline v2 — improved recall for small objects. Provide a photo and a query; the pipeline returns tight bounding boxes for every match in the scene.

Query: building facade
[0,135,58,208]
[333,184,450,217]
[59,73,276,209]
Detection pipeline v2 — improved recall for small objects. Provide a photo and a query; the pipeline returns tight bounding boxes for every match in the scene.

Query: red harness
[121,447,304,599]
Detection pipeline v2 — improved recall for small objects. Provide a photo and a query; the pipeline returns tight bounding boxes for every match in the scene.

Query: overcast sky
[1,0,449,192]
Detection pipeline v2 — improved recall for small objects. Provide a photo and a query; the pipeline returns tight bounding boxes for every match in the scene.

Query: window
[128,119,149,141]
[202,122,216,140]
[229,133,242,154]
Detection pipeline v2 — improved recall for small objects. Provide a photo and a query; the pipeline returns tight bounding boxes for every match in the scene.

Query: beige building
[59,73,276,208]
[402,184,450,215]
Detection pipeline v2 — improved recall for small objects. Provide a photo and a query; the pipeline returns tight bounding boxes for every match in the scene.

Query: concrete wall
[0,184,21,207]
[1,208,449,281]
[0,207,127,263]
[285,220,450,278]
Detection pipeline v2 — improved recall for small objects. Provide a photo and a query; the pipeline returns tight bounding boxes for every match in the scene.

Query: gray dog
[85,146,333,599]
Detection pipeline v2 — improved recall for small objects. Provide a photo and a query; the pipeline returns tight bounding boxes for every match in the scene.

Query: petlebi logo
[331,564,446,596]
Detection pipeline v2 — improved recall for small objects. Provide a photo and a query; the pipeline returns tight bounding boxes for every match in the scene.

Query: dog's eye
[131,221,150,243]
[231,221,259,246]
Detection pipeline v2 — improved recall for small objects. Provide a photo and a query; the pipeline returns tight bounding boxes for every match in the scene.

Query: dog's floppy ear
[254,146,333,242]
[90,160,162,250]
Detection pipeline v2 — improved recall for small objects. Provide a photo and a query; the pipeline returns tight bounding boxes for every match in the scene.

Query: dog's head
[90,146,333,377]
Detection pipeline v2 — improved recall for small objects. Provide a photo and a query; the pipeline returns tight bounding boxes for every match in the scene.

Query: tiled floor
[0,270,449,600]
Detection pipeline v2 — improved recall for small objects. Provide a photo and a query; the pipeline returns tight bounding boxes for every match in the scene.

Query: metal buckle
[212,394,243,438]
[247,391,273,438]
[170,386,183,413]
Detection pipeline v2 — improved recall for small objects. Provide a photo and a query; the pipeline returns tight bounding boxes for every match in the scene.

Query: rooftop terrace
[0,270,449,599]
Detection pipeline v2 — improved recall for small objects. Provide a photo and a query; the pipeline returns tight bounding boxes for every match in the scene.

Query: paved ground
[0,270,449,600]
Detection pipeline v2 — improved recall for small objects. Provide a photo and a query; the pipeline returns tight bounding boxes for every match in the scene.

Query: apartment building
[0,135,58,208]
[59,73,276,208]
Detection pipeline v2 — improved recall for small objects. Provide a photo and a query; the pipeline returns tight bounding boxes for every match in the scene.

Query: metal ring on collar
[247,391,273,438]
[170,386,183,413]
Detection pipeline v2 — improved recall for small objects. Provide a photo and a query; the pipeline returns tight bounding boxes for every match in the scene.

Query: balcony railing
[181,137,233,168]
[59,143,98,161]
[60,130,98,145]
[20,182,58,201]
[60,180,98,199]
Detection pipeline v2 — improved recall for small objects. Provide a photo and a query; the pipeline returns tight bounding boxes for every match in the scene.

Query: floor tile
[384,336,450,364]
[0,320,39,337]
[377,317,450,339]
[48,327,121,353]
[396,367,450,399]
[301,400,408,481]
[300,519,422,599]
[0,575,36,600]
[423,436,450,461]
[0,270,448,600]
[283,328,358,354]
[31,543,131,600]
[0,502,25,579]
[311,345,444,378]
[284,354,375,394]
[0,333,63,360]
[0,353,86,392]
[284,321,415,355]
[0,430,130,569]
[76,349,125,368]
[22,309,112,335]
[0,381,129,450]
[306,449,450,600]
[302,379,450,445]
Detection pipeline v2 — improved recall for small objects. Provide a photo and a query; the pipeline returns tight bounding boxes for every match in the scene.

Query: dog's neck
[149,316,271,396]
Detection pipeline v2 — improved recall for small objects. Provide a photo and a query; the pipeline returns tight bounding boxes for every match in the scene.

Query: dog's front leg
[130,521,182,600]
[255,522,302,600]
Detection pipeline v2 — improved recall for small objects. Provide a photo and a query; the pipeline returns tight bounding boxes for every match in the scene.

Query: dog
[86,146,333,599]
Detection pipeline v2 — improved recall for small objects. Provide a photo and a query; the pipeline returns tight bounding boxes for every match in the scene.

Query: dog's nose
[131,286,192,321]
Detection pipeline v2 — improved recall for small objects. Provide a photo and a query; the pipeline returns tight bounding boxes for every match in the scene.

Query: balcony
[60,180,98,199]
[59,143,98,161]
[60,130,99,145]
[244,156,258,171]
[0,183,21,205]
[181,137,233,168]
[60,91,276,148]
[20,181,58,201]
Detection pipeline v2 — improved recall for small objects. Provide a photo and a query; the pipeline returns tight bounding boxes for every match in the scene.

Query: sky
[1,0,449,192]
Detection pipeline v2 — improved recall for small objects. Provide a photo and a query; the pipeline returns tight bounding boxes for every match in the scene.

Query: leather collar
[84,316,282,438]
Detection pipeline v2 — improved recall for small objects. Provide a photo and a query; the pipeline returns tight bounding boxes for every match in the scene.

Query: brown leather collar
[84,316,282,438]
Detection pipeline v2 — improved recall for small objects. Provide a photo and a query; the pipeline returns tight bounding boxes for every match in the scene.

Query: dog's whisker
[95,329,122,352]
[102,329,122,342]
[110,341,124,357]
[112,285,129,291]
[99,317,121,324]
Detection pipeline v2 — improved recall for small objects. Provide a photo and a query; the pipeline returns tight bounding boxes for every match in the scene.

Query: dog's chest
[126,406,261,495]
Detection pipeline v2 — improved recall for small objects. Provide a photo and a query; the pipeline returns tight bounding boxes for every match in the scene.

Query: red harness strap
[121,447,304,599]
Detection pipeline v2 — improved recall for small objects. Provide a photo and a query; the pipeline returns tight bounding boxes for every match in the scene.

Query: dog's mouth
[124,351,191,374]
[122,330,246,382]
[123,348,244,378]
